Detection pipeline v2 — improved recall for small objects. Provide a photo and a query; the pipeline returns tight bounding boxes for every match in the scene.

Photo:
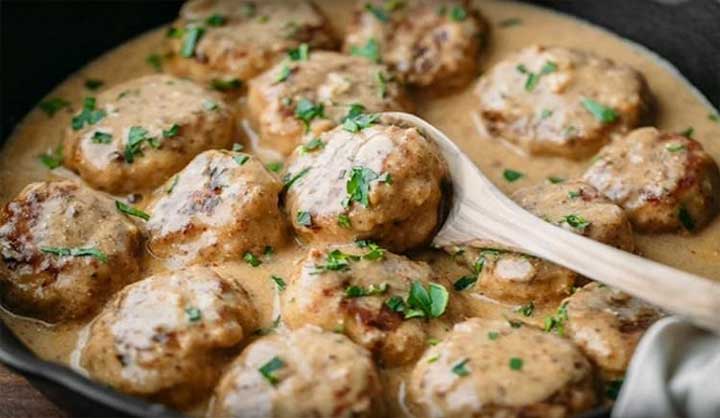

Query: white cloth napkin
[612,316,720,418]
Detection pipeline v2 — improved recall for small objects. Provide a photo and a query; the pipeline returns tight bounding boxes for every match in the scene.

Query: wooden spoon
[383,111,720,333]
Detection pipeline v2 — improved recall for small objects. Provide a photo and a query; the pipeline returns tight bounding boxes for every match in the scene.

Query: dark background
[1,0,719,141]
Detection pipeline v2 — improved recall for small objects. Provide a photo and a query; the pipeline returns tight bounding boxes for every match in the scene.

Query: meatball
[209,325,384,418]
[448,243,576,305]
[513,180,635,251]
[284,122,448,252]
[146,150,286,268]
[248,50,412,155]
[0,181,142,323]
[583,127,720,232]
[561,283,664,379]
[343,0,487,89]
[474,45,653,158]
[409,318,596,418]
[63,74,234,194]
[166,0,336,84]
[81,266,257,408]
[282,244,449,366]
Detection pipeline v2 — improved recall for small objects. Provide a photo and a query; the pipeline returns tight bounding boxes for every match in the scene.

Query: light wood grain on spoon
[383,111,720,334]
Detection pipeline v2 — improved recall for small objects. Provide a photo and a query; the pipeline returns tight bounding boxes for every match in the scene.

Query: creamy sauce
[1,0,719,415]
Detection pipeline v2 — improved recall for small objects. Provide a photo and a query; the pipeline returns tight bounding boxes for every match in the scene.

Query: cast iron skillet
[1,1,719,417]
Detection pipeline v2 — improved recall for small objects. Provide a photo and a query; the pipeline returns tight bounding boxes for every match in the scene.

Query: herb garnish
[275,64,291,83]
[244,252,262,267]
[180,26,205,58]
[301,138,325,153]
[39,145,64,169]
[203,99,219,111]
[385,281,449,320]
[115,201,150,221]
[71,97,106,131]
[451,358,470,376]
[560,214,591,231]
[337,214,352,229]
[124,126,154,163]
[211,78,242,91]
[266,161,283,173]
[679,127,694,138]
[146,53,163,72]
[41,246,108,263]
[350,38,380,63]
[84,79,104,91]
[233,154,250,166]
[259,356,285,385]
[296,211,312,227]
[509,357,523,371]
[665,143,686,153]
[166,175,179,194]
[544,302,569,335]
[449,5,467,22]
[375,70,388,98]
[39,98,70,117]
[503,169,524,182]
[344,282,388,298]
[710,113,720,123]
[345,166,383,208]
[487,331,499,340]
[342,104,380,133]
[356,239,385,260]
[314,249,359,273]
[185,307,202,322]
[515,302,534,317]
[282,167,310,190]
[568,190,581,199]
[517,61,557,92]
[547,176,565,184]
[288,43,309,61]
[205,14,226,26]
[271,275,286,291]
[163,124,180,138]
[365,3,390,22]
[581,98,618,124]
[606,379,624,400]
[453,275,477,291]
[294,98,324,131]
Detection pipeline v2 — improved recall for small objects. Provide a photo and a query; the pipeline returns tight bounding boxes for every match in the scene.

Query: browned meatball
[146,150,286,268]
[344,0,487,89]
[209,325,384,418]
[409,318,596,418]
[81,266,256,408]
[281,244,450,367]
[583,127,720,232]
[560,283,664,379]
[248,50,412,155]
[166,0,336,84]
[513,180,635,251]
[474,45,653,158]
[0,181,142,323]
[63,74,234,194]
[447,243,576,306]
[284,122,448,252]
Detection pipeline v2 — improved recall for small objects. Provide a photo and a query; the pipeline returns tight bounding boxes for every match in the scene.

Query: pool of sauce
[1,1,718,415]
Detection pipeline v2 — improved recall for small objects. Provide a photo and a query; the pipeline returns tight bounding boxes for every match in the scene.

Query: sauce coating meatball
[0,181,142,323]
[284,122,448,252]
[474,45,653,158]
[583,127,720,232]
[166,0,336,84]
[282,244,449,367]
[448,243,576,305]
[81,266,256,408]
[63,74,234,194]
[513,180,635,251]
[208,325,384,418]
[146,150,286,268]
[248,50,412,155]
[409,318,596,418]
[561,282,664,379]
[344,0,487,89]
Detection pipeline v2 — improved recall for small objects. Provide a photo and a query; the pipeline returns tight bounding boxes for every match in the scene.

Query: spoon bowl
[382,111,720,333]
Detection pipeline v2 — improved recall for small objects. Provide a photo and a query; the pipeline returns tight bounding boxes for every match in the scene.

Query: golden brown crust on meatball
[344,0,487,90]
[281,244,449,367]
[474,45,653,159]
[146,150,287,268]
[512,180,635,252]
[63,75,234,194]
[583,127,720,233]
[409,318,597,418]
[81,266,257,408]
[0,181,142,323]
[248,50,412,155]
[166,0,337,84]
[209,326,384,418]
[284,122,448,252]
[563,283,664,379]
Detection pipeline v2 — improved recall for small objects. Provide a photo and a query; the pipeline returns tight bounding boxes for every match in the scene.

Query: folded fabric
[612,316,720,418]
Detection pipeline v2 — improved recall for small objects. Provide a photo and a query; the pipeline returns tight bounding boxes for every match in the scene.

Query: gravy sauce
[1,0,718,415]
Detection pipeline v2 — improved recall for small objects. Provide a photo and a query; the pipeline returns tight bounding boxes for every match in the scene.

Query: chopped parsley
[180,26,205,58]
[185,307,202,322]
[296,210,312,227]
[314,249,359,273]
[568,190,581,199]
[451,358,470,376]
[517,61,557,92]
[92,131,112,144]
[210,78,242,91]
[203,99,219,111]
[255,316,282,336]
[679,127,694,138]
[39,144,63,169]
[258,356,285,385]
[301,138,325,153]
[205,14,226,26]
[115,201,150,221]
[709,113,720,123]
[266,161,283,173]
[232,143,244,152]
[264,246,274,257]
[233,154,250,166]
[344,282,388,298]
[547,176,565,184]
[678,206,695,231]
[294,98,324,131]
[449,5,467,22]
[365,3,390,22]
[342,104,380,133]
[166,175,179,194]
[146,53,163,71]
[84,79,104,91]
[350,38,380,63]
[453,275,477,291]
[244,252,262,267]
[509,357,523,371]
[288,43,309,61]
[487,331,499,340]
[346,167,381,208]
[282,167,310,190]
[499,17,522,27]
[38,97,70,117]
[385,281,449,320]
[540,108,554,120]
[375,70,388,98]
[41,246,108,263]
[515,301,534,317]
[560,214,591,231]
[271,275,286,291]
[665,143,686,153]
[356,239,385,260]
[71,97,106,131]
[502,169,524,182]
[275,64,291,83]
[163,124,180,138]
[581,98,618,124]
[337,213,352,229]
[124,126,153,163]
[544,302,569,336]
